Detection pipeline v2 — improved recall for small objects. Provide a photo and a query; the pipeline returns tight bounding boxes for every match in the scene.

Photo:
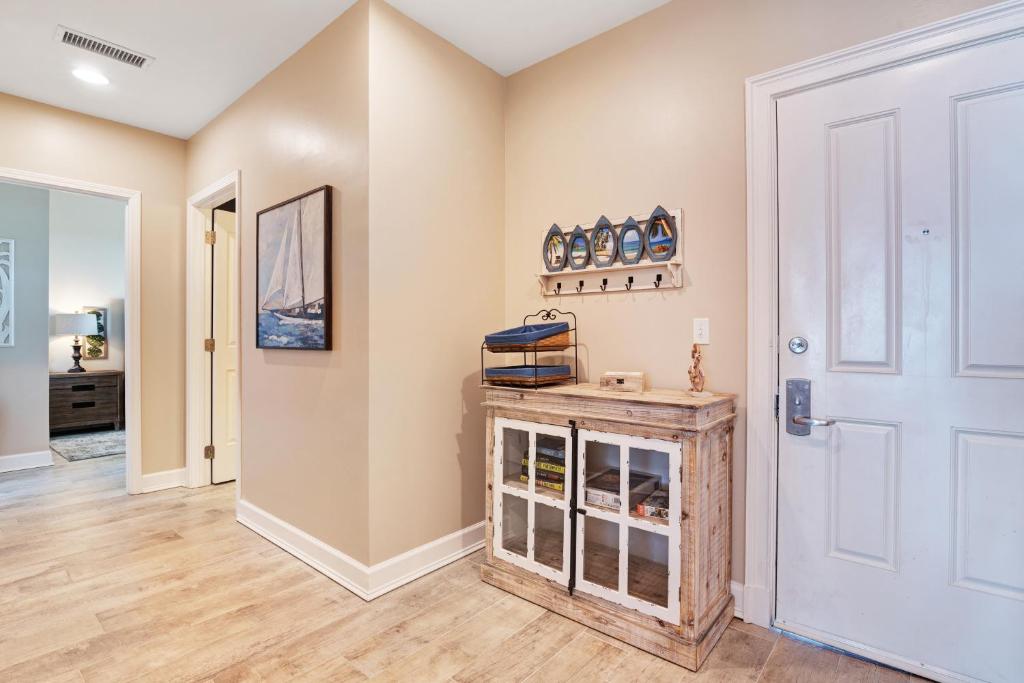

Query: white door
[211,208,239,484]
[776,35,1024,683]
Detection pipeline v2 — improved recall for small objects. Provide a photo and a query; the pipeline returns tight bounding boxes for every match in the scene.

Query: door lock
[788,337,808,354]
[786,378,835,436]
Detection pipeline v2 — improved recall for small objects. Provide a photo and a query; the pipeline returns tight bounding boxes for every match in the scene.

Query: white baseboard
[0,450,53,474]
[140,467,187,493]
[367,520,485,598]
[731,580,744,619]
[236,498,485,601]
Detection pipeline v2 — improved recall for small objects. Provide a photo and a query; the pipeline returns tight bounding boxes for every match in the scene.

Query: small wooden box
[599,371,644,392]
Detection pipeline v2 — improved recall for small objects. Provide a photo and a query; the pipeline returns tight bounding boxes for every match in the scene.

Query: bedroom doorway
[0,166,143,492]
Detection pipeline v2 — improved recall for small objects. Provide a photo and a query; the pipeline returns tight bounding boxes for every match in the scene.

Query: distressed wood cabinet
[481,383,735,670]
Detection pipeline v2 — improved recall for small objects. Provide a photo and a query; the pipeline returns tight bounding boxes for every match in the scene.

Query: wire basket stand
[481,309,579,388]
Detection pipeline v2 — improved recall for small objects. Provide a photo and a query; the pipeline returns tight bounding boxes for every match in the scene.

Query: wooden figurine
[688,344,711,396]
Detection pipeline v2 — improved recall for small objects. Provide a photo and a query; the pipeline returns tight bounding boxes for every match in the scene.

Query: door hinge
[205,230,217,245]
[204,338,215,352]
[774,393,780,419]
[204,445,215,460]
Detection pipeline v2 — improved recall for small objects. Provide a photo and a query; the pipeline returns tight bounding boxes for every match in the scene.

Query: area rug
[50,430,126,461]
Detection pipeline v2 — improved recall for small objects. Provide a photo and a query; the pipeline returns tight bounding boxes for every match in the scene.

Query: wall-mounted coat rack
[536,208,683,296]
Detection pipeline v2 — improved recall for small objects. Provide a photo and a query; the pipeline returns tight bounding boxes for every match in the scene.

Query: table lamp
[53,313,99,373]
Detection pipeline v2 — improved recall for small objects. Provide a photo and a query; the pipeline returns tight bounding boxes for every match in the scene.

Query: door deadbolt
[788,337,808,354]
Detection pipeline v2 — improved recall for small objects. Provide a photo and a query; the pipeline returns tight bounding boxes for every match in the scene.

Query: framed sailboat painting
[256,185,332,350]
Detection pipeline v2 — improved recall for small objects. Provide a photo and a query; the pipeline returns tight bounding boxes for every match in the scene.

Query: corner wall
[367,0,505,564]
[186,1,372,562]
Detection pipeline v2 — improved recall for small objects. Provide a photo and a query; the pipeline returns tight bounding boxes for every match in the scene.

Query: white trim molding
[0,450,53,474]
[236,499,485,601]
[0,165,143,494]
[185,171,241,492]
[140,467,187,493]
[744,0,1024,631]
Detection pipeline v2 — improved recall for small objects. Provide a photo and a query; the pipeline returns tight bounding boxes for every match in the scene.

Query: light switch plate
[693,318,710,345]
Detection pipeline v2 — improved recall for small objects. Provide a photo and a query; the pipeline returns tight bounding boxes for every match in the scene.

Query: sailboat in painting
[261,198,325,324]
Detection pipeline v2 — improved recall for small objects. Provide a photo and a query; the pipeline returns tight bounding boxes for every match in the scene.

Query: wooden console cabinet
[481,383,735,670]
[49,370,124,434]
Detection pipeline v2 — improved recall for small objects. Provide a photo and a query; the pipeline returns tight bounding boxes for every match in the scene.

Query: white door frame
[743,0,1024,631]
[185,171,241,491]
[0,165,143,493]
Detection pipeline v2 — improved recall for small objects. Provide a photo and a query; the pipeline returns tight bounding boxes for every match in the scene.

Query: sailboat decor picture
[256,185,332,350]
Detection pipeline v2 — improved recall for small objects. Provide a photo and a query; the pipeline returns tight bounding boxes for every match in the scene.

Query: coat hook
[626,275,634,291]
[600,278,608,292]
[576,280,584,293]
[554,282,562,295]
[654,273,662,289]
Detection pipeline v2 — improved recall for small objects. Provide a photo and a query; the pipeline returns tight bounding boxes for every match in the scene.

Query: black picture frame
[256,185,332,350]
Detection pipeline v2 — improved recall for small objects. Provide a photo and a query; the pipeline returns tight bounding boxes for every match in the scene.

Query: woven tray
[484,374,573,387]
[485,330,571,353]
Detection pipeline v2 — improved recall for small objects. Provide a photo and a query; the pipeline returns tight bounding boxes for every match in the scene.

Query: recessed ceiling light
[72,67,109,85]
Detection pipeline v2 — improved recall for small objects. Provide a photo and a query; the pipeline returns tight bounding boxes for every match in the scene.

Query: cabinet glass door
[575,429,681,623]
[493,417,572,584]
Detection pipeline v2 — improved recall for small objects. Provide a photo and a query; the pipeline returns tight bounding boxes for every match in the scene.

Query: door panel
[212,209,239,483]
[776,34,1024,683]
[953,85,1024,378]
[826,112,901,373]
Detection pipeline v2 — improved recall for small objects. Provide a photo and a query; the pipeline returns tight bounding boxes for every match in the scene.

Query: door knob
[786,378,833,436]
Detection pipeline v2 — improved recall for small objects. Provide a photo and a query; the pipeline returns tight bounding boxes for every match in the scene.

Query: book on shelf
[520,468,564,482]
[635,488,669,520]
[521,457,566,474]
[584,468,659,510]
[520,474,564,492]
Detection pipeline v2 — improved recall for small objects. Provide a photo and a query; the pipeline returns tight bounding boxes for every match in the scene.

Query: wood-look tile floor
[0,454,923,682]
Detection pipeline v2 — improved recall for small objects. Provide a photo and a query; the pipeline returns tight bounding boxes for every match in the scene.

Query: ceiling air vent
[54,25,153,69]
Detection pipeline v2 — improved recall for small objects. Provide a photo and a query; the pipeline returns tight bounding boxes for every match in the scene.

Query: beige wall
[0,183,49,458]
[186,2,372,561]
[504,0,998,581]
[367,0,505,564]
[0,93,186,474]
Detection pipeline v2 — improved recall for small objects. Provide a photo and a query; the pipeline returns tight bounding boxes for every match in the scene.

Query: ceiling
[0,0,669,139]
[0,0,358,139]
[383,0,671,76]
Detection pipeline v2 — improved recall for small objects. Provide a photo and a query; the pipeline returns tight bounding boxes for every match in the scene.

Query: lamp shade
[53,313,98,336]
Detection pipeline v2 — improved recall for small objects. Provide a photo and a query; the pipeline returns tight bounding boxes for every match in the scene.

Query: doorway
[0,166,143,492]
[745,5,1024,682]
[186,172,241,489]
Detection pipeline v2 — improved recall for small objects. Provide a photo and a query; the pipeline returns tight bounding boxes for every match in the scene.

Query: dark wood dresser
[49,370,124,434]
